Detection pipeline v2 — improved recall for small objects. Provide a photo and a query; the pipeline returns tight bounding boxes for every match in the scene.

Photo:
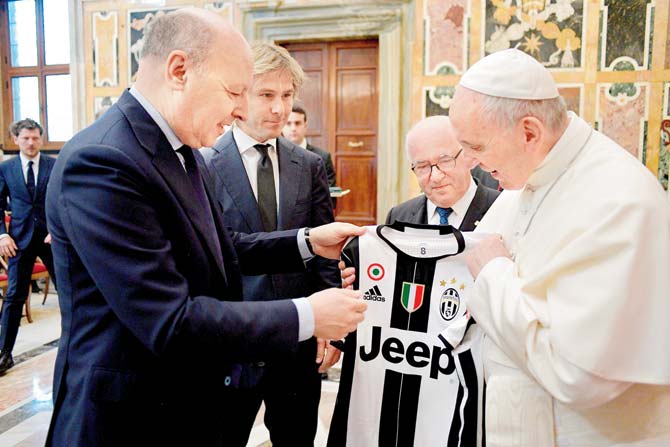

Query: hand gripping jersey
[328,223,484,447]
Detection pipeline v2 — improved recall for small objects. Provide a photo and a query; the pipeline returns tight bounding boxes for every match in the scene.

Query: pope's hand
[309,288,366,340]
[339,261,356,289]
[464,234,511,278]
[309,222,365,260]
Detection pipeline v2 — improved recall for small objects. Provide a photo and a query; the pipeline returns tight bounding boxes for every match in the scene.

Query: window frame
[0,0,70,152]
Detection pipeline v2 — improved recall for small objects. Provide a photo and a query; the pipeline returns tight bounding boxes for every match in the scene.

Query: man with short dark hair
[0,118,56,374]
[284,104,336,187]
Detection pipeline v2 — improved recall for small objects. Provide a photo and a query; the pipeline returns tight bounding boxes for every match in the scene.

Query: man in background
[0,118,56,374]
[283,104,336,187]
[202,42,338,447]
[386,115,499,231]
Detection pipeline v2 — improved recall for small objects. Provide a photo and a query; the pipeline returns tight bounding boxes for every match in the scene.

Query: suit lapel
[35,155,51,199]
[12,157,32,201]
[417,197,428,224]
[152,144,226,278]
[116,90,226,280]
[212,133,264,232]
[277,139,302,230]
[459,183,487,231]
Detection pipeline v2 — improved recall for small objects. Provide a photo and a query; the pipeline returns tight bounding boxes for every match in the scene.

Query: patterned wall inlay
[128,8,179,82]
[557,84,583,117]
[424,86,455,117]
[659,83,669,189]
[424,0,470,75]
[596,82,649,160]
[93,11,118,87]
[600,0,654,71]
[483,0,585,69]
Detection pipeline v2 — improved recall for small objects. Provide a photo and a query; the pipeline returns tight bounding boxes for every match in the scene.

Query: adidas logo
[363,285,386,302]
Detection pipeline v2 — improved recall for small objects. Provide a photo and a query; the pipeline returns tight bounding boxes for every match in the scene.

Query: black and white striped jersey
[328,223,484,447]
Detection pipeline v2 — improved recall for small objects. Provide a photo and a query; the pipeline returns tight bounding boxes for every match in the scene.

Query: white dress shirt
[20,152,40,185]
[426,178,477,227]
[232,126,280,207]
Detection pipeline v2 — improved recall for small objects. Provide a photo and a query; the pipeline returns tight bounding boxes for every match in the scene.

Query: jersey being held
[328,223,484,447]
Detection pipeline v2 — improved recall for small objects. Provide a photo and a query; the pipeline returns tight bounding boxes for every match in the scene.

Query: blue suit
[0,153,56,355]
[202,132,339,446]
[45,91,311,446]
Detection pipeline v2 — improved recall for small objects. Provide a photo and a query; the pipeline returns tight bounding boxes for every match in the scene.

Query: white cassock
[472,112,670,446]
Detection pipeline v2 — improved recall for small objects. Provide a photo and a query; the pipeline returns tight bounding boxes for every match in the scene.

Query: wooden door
[284,40,379,226]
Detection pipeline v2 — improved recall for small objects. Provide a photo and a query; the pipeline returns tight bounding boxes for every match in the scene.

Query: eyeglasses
[411,149,463,177]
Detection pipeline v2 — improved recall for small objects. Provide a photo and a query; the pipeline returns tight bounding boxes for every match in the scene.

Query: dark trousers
[0,233,56,353]
[221,340,322,447]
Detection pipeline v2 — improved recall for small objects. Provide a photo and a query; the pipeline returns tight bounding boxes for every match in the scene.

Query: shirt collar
[232,125,277,154]
[526,112,593,189]
[129,86,184,151]
[298,138,307,149]
[19,152,40,167]
[426,177,477,220]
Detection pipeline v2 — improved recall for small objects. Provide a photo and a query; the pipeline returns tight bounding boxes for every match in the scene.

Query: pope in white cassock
[449,49,670,446]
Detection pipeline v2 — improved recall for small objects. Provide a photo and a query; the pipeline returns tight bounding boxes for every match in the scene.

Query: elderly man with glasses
[386,115,499,230]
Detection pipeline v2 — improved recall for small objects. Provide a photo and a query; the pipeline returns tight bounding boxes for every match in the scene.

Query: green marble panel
[601,0,653,69]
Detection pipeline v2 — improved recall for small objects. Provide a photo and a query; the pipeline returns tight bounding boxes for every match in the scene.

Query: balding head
[407,115,474,209]
[133,8,253,148]
[139,8,250,73]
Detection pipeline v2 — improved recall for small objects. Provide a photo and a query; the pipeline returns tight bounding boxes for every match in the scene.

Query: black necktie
[26,160,35,200]
[176,145,225,273]
[254,144,277,232]
[437,207,453,225]
[177,145,209,210]
[176,145,220,240]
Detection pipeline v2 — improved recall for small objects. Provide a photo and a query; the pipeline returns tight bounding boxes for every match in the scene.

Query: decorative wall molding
[93,11,119,87]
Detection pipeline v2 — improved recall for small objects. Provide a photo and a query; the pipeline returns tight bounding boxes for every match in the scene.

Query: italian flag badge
[401,281,425,313]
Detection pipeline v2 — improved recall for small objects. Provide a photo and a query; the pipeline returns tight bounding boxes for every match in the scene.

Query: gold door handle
[347,140,364,148]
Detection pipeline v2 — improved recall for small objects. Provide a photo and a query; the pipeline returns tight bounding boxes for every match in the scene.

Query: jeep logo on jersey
[401,281,425,313]
[440,288,460,321]
[367,263,385,281]
[359,326,455,379]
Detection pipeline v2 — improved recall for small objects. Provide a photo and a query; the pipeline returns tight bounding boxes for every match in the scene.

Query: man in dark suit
[283,104,336,187]
[0,118,56,374]
[202,42,339,447]
[386,115,499,230]
[44,9,366,446]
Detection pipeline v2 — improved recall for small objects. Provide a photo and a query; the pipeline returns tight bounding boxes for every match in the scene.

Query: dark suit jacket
[471,165,500,191]
[306,143,336,187]
[385,181,500,231]
[0,154,55,248]
[45,91,309,446]
[203,132,339,302]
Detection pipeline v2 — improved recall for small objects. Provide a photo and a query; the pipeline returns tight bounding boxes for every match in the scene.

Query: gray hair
[140,10,213,70]
[478,95,568,132]
[251,42,305,91]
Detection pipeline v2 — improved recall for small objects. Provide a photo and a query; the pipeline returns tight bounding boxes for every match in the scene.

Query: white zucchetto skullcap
[460,49,559,100]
